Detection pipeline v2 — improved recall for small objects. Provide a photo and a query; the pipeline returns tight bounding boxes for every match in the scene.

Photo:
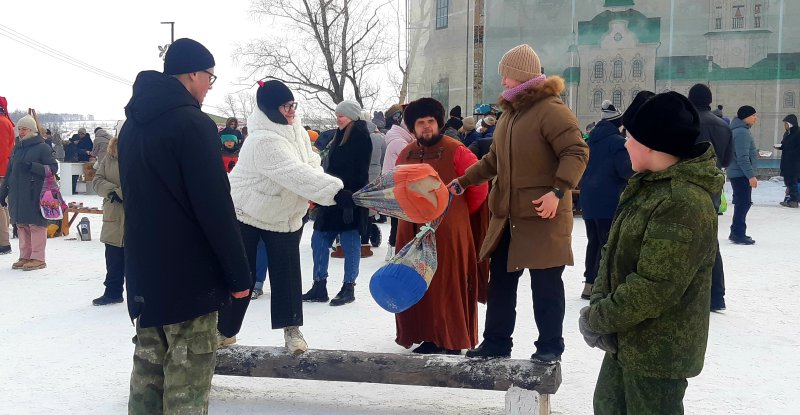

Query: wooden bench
[216,346,562,414]
[60,207,103,237]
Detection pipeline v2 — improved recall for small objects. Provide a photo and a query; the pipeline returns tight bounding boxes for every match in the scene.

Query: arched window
[593,90,603,108]
[631,89,640,102]
[613,60,623,79]
[785,92,796,108]
[594,61,605,79]
[613,90,623,108]
[632,60,643,78]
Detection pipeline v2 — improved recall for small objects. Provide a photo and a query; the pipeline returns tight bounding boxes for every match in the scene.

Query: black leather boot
[302,280,329,302]
[329,282,355,306]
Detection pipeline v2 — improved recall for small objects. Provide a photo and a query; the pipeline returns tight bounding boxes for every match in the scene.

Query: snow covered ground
[1,180,798,414]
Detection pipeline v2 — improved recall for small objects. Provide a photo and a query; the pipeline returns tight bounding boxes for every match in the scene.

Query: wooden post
[216,345,561,394]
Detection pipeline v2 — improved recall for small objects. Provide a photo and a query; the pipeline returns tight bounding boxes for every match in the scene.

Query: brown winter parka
[458,76,588,271]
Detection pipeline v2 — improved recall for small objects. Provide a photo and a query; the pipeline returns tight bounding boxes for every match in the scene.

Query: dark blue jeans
[583,218,613,284]
[729,176,752,238]
[311,229,360,284]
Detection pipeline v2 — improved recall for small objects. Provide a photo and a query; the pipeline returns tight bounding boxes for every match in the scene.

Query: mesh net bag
[369,200,449,314]
[353,164,449,224]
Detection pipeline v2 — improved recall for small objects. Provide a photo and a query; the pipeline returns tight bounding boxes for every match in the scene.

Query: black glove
[0,199,6,207]
[342,208,354,224]
[108,191,123,203]
[334,189,355,209]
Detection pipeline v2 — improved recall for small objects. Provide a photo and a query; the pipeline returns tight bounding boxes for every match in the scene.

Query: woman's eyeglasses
[281,102,298,111]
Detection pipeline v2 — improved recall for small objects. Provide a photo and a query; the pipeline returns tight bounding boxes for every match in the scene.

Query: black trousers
[103,244,125,299]
[388,217,398,246]
[785,175,799,202]
[710,241,725,307]
[584,218,613,285]
[482,225,566,356]
[217,222,304,337]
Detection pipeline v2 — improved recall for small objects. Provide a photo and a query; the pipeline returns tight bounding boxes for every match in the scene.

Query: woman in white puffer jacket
[218,80,351,354]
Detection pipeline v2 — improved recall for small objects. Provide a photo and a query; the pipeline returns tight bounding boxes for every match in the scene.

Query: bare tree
[220,92,256,121]
[236,0,394,111]
[387,0,430,105]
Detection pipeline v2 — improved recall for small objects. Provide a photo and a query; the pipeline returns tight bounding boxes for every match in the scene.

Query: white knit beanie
[16,115,38,137]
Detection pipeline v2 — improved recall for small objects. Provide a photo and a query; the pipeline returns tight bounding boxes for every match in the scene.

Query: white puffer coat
[229,109,343,232]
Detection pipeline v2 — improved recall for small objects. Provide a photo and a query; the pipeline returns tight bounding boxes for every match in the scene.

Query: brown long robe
[394,136,485,350]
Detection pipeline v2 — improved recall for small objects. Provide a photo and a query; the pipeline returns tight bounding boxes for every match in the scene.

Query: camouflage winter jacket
[587,143,724,379]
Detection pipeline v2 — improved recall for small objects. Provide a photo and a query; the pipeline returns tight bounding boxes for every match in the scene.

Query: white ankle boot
[284,326,308,355]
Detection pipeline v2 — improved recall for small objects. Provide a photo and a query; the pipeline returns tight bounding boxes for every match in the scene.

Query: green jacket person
[579,91,724,414]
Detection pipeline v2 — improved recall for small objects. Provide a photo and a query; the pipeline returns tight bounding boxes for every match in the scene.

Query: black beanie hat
[688,83,713,108]
[256,80,294,125]
[624,91,700,158]
[783,114,798,126]
[404,98,446,133]
[163,38,216,75]
[737,105,757,120]
[449,105,462,119]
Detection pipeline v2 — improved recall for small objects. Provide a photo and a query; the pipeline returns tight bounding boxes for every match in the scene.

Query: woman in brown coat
[452,44,588,363]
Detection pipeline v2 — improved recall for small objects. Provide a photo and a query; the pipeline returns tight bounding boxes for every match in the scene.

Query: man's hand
[579,307,618,353]
[231,289,250,299]
[533,191,559,219]
[447,179,465,196]
[749,177,758,188]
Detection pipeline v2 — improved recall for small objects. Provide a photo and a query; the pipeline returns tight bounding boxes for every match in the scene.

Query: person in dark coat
[304,100,372,306]
[778,114,800,208]
[460,116,481,147]
[219,117,244,143]
[579,101,633,300]
[70,128,93,162]
[688,83,734,311]
[0,115,57,271]
[118,38,251,415]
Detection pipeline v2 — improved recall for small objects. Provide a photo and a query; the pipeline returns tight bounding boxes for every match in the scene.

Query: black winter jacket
[780,125,800,177]
[0,135,58,226]
[119,70,251,327]
[314,120,372,233]
[694,106,733,169]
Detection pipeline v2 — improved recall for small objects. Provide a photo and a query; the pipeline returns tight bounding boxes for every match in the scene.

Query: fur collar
[247,106,306,143]
[497,76,565,113]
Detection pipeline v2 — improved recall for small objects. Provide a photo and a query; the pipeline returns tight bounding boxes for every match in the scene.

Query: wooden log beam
[215,346,562,395]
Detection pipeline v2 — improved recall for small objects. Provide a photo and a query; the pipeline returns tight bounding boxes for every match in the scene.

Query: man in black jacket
[688,83,732,312]
[118,38,251,415]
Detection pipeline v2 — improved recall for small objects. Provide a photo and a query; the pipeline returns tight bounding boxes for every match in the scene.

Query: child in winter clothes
[580,91,724,414]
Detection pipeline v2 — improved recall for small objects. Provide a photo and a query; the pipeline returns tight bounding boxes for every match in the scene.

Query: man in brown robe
[394,98,489,354]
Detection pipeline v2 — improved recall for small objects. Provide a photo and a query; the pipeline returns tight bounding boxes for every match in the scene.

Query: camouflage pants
[128,312,218,415]
[594,353,688,415]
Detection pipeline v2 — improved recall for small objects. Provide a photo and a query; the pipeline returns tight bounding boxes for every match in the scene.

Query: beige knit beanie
[498,44,541,83]
[16,115,38,136]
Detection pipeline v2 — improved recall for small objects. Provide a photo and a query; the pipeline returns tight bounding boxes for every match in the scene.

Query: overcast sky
[0,0,276,120]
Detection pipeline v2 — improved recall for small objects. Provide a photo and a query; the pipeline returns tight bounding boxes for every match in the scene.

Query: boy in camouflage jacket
[580,91,724,414]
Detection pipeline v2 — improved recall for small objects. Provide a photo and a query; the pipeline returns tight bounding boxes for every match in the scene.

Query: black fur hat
[256,80,294,125]
[624,91,701,158]
[403,98,446,133]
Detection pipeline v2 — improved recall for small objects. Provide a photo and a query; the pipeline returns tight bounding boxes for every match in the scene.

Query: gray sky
[1,0,268,120]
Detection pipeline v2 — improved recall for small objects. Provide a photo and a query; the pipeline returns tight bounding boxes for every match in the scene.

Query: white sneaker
[284,326,308,355]
[385,245,394,262]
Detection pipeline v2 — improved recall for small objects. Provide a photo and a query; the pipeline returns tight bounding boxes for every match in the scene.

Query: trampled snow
[1,180,797,414]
